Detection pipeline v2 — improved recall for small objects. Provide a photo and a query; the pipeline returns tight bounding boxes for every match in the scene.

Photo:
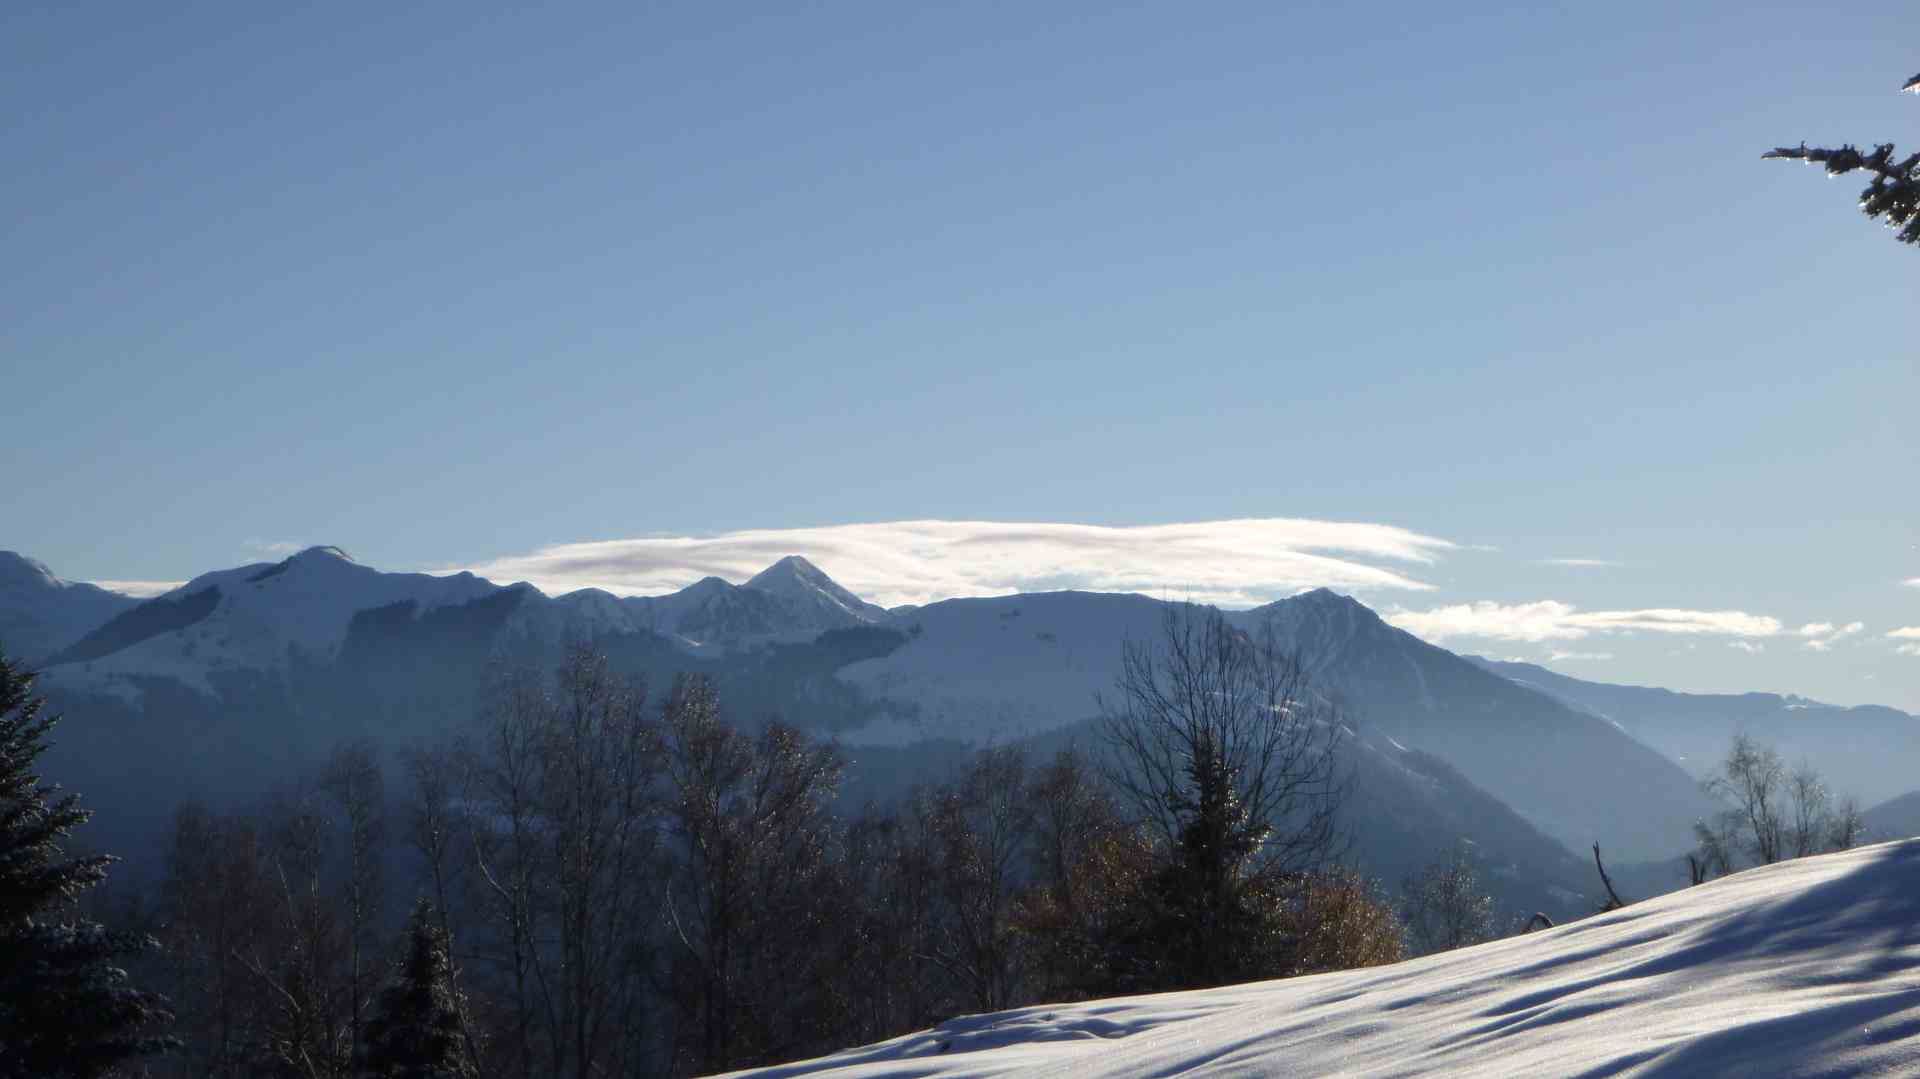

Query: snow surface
[727,839,1920,1078]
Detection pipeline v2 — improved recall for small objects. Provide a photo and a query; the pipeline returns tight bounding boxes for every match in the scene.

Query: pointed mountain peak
[1291,587,1377,614]
[294,545,355,563]
[743,555,884,622]
[747,554,830,589]
[1249,586,1380,623]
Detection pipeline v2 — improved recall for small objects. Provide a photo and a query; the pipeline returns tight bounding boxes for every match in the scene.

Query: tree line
[4,607,1437,1078]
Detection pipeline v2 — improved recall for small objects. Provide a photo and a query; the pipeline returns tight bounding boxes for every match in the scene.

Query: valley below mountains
[4,545,1916,921]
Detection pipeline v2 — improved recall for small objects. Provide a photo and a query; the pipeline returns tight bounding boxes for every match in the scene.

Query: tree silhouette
[0,649,175,1077]
[362,900,474,1079]
[1765,72,1920,244]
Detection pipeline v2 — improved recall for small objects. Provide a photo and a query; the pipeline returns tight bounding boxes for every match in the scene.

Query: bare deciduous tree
[319,739,384,1068]
[1098,604,1346,878]
[1705,734,1787,867]
[920,746,1035,1014]
[1400,843,1498,955]
[659,674,845,1074]
[1692,735,1866,884]
[463,645,661,1079]
[1097,603,1348,988]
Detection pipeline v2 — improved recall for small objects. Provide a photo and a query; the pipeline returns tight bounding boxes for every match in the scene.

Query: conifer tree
[0,648,175,1077]
[361,899,473,1079]
[1765,71,1920,244]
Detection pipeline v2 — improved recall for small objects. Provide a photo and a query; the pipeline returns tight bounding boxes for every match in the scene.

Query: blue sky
[4,2,1915,708]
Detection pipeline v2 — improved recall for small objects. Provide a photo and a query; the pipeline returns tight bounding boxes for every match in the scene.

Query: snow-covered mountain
[0,550,136,664]
[1471,656,1920,809]
[728,838,1920,1079]
[839,588,1714,859]
[5,545,1887,883]
[33,547,891,699]
[43,545,507,695]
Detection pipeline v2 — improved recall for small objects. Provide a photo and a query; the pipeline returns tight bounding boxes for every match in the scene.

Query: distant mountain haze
[1471,657,1920,811]
[3,545,1912,906]
[0,551,137,665]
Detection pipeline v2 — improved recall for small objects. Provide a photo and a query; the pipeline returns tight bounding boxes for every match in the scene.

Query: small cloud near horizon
[1539,558,1624,568]
[1888,627,1920,657]
[90,580,184,598]
[1729,641,1766,654]
[447,518,1458,608]
[1385,599,1781,643]
[1547,649,1614,662]
[1800,621,1865,652]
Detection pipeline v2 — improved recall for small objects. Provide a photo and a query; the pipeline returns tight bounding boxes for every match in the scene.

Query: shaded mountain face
[1863,790,1920,843]
[1221,591,1719,860]
[838,588,1712,859]
[1471,657,1920,809]
[0,551,137,664]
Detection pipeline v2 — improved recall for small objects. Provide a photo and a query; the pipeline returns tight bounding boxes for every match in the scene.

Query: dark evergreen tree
[361,900,473,1079]
[1765,71,1920,244]
[0,648,175,1077]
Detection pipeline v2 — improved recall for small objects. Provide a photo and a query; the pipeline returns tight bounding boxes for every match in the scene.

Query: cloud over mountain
[1384,600,1782,644]
[448,518,1456,608]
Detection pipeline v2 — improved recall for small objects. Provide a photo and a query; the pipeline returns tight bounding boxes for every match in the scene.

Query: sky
[4,2,1916,709]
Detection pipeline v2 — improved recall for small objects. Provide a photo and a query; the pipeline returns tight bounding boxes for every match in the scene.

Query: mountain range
[4,545,1915,919]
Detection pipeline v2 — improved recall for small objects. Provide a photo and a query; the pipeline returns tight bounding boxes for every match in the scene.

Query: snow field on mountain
[728,839,1920,1078]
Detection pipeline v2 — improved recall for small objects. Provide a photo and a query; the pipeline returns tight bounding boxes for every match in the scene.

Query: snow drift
[729,839,1920,1078]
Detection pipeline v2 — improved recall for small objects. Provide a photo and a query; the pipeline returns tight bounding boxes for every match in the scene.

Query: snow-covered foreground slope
[731,839,1920,1079]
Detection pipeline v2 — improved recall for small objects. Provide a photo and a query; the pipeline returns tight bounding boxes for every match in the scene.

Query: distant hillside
[1865,790,1920,843]
[0,550,136,664]
[1471,657,1920,808]
[837,588,1712,858]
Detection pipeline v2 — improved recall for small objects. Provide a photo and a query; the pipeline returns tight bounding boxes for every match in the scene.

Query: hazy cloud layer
[1385,600,1782,644]
[1540,558,1622,568]
[451,518,1456,608]
[91,580,184,598]
[1547,650,1614,662]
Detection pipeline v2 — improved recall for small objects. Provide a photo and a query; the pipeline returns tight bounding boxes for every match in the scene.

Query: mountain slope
[0,550,137,663]
[842,589,1714,859]
[1866,790,1920,842]
[1240,591,1717,859]
[1472,657,1920,807]
[730,839,1920,1079]
[43,546,506,695]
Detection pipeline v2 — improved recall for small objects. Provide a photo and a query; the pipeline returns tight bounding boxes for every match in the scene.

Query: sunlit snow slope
[730,839,1920,1079]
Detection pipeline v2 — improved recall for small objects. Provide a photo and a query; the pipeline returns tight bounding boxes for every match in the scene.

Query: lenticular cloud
[451,518,1456,608]
[1385,600,1783,643]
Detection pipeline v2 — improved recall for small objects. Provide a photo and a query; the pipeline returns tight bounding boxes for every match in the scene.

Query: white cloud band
[448,518,1456,608]
[1384,600,1782,643]
[91,580,186,598]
